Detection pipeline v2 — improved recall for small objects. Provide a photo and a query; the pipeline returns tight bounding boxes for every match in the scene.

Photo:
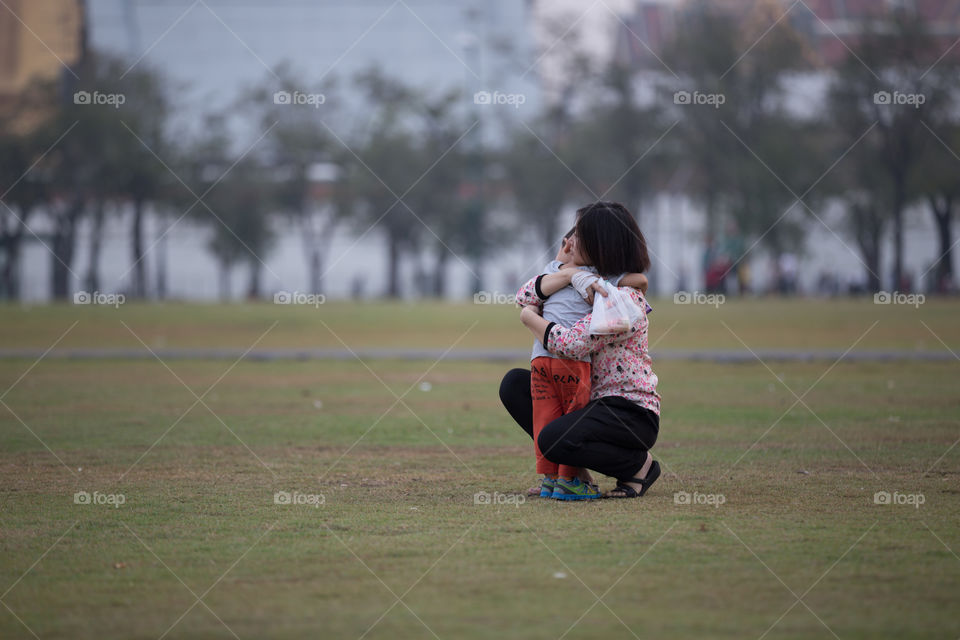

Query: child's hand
[520,305,542,325]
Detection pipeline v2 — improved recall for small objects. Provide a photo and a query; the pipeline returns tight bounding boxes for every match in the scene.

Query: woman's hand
[571,270,609,305]
[583,281,608,305]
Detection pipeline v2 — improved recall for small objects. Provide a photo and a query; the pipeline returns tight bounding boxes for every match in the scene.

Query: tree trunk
[155,217,167,300]
[891,178,906,290]
[432,245,449,298]
[1,221,26,300]
[385,233,401,298]
[218,258,232,301]
[863,241,881,293]
[929,195,955,292]
[84,200,105,294]
[246,261,262,300]
[308,249,321,294]
[51,199,84,300]
[131,197,147,298]
[854,204,883,293]
[470,256,482,296]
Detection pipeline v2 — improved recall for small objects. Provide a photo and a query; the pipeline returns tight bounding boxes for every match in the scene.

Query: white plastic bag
[589,280,642,335]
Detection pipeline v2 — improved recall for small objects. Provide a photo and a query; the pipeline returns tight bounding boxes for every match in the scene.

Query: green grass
[2,297,959,352]
[1,301,959,638]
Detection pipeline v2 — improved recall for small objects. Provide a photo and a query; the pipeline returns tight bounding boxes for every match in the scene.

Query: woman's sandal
[605,460,660,498]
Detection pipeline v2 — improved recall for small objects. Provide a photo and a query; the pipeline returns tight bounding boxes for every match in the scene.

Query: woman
[500,201,661,498]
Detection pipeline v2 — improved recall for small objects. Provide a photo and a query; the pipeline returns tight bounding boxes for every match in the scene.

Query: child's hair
[574,201,651,275]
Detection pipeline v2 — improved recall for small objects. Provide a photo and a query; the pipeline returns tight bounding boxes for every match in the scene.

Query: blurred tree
[178,115,274,300]
[828,10,948,289]
[247,63,344,296]
[501,115,575,254]
[914,118,959,292]
[346,68,425,298]
[569,60,667,219]
[0,97,55,299]
[404,90,490,298]
[662,1,816,266]
[822,154,889,292]
[205,158,274,300]
[113,61,172,299]
[37,51,173,300]
[498,22,590,261]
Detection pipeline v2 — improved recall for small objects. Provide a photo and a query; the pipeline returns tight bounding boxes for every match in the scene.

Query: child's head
[557,226,588,266]
[574,201,650,275]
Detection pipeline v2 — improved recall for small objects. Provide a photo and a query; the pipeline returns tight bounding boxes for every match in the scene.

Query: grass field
[1,299,958,639]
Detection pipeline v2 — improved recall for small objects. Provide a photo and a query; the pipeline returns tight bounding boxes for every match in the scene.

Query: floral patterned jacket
[516,276,660,415]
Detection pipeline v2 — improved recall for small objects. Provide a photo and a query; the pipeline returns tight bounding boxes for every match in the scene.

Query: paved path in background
[0,348,954,363]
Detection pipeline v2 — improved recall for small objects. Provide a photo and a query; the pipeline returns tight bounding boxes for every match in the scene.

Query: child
[522,229,648,501]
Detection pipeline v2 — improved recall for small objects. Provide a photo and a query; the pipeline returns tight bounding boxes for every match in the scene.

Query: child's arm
[618,273,648,294]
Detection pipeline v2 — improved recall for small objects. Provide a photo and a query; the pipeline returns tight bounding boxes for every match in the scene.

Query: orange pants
[531,356,592,477]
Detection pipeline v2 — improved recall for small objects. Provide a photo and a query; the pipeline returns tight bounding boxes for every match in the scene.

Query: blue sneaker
[552,477,602,501]
[539,476,557,498]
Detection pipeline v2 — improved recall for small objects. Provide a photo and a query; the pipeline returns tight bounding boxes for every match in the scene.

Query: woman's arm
[618,273,648,294]
[546,289,647,360]
[520,305,553,347]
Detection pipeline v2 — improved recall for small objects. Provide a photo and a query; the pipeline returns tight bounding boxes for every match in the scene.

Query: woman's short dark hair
[575,201,651,276]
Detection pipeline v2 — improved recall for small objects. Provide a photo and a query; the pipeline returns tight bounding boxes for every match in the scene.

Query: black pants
[499,368,659,481]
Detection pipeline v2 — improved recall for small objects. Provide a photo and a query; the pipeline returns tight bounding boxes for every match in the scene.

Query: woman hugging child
[517,224,648,500]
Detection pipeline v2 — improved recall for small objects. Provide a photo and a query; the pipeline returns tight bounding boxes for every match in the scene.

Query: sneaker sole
[553,492,601,501]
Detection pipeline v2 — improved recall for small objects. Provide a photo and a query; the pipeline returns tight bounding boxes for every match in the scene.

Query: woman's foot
[605,453,660,498]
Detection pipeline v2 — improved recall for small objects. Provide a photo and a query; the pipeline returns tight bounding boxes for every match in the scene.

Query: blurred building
[0,0,84,128]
